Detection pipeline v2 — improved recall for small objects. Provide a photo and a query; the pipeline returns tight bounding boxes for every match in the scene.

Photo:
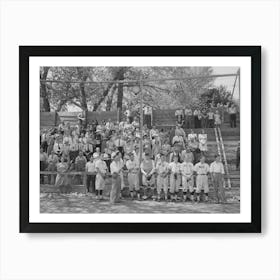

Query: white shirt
[194,162,210,175]
[188,133,197,141]
[110,160,124,175]
[175,109,183,116]
[156,161,169,175]
[184,109,192,116]
[210,161,225,174]
[228,107,237,114]
[144,106,152,115]
[126,159,139,172]
[198,134,208,151]
[86,161,96,173]
[95,159,107,174]
[180,162,194,176]
[172,135,184,145]
[169,162,181,174]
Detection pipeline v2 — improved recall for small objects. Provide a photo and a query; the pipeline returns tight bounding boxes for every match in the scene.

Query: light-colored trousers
[110,175,121,203]
[212,173,226,202]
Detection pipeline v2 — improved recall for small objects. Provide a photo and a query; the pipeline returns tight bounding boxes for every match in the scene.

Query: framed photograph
[20,46,261,233]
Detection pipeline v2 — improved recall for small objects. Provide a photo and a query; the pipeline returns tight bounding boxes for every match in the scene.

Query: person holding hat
[126,152,140,199]
[95,154,108,200]
[155,153,170,201]
[210,154,226,204]
[110,151,123,203]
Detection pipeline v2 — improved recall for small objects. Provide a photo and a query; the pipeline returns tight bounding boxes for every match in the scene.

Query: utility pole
[139,80,144,186]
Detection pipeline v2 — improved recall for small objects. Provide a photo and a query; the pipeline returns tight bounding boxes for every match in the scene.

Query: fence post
[83,172,87,194]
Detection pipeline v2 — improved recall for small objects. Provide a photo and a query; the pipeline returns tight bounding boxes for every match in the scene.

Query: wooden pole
[217,127,231,189]
[230,73,238,100]
[139,80,144,186]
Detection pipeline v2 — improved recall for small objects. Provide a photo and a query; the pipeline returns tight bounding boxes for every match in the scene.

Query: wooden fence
[41,110,239,128]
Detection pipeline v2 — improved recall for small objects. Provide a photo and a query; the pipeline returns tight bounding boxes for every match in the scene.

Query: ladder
[214,127,231,189]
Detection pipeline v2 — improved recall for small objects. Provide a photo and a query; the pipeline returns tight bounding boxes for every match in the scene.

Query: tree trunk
[116,68,125,122]
[40,67,50,112]
[105,85,117,111]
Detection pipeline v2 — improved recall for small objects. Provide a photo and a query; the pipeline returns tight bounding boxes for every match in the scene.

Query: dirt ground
[40,187,240,214]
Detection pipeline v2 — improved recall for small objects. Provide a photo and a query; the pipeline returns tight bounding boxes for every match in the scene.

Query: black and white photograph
[39,65,241,214]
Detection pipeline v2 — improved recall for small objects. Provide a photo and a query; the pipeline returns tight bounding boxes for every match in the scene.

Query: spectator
[184,106,193,129]
[40,147,48,184]
[85,156,96,193]
[47,150,58,184]
[229,104,238,128]
[207,109,215,128]
[210,154,227,204]
[175,107,184,125]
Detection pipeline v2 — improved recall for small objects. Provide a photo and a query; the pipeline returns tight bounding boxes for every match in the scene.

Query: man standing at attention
[210,154,227,204]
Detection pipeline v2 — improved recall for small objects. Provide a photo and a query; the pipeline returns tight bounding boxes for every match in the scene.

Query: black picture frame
[20,46,261,233]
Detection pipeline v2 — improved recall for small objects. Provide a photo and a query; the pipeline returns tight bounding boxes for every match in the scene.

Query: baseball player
[194,156,210,202]
[126,152,140,199]
[155,153,170,201]
[95,154,108,200]
[168,155,181,201]
[180,154,194,201]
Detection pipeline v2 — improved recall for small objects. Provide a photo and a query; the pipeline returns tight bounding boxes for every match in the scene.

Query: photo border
[19,46,261,233]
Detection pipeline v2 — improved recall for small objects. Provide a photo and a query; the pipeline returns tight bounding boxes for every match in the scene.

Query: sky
[212,66,240,99]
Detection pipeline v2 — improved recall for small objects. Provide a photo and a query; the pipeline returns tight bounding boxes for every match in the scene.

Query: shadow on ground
[40,188,240,214]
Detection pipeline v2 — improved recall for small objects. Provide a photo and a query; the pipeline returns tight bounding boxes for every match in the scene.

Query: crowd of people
[175,102,238,129]
[40,110,233,204]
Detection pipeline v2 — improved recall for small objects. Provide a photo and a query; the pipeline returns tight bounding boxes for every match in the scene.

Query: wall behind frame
[0,0,279,280]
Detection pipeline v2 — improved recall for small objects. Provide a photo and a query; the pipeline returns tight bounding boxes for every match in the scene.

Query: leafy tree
[200,85,233,107]
[40,66,216,117]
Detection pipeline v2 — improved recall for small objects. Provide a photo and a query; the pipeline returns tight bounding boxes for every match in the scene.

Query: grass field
[40,187,240,214]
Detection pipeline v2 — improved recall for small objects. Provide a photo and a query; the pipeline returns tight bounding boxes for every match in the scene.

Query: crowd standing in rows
[175,102,238,129]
